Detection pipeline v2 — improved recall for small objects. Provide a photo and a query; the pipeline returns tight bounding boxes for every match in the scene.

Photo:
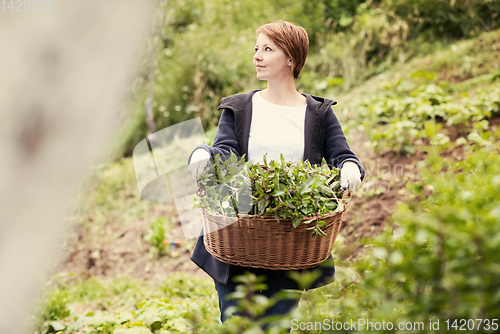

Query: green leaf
[49,321,65,332]
[317,228,327,237]
[258,199,267,214]
[301,176,316,191]
[335,201,345,212]
[41,321,50,334]
[145,316,162,330]
[292,215,303,228]
[273,190,285,196]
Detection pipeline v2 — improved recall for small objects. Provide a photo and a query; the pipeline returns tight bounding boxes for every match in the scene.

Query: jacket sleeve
[188,108,241,164]
[324,107,366,181]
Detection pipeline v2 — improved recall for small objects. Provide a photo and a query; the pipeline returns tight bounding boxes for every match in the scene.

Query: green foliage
[64,298,202,333]
[225,273,274,321]
[193,153,346,236]
[161,273,213,299]
[31,274,220,333]
[301,1,411,90]
[386,0,500,41]
[426,29,500,81]
[75,158,152,228]
[292,145,500,332]
[116,0,500,157]
[32,287,70,334]
[217,272,301,334]
[143,217,168,256]
[354,74,500,154]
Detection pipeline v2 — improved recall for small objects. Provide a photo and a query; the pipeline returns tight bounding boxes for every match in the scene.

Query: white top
[248,91,307,164]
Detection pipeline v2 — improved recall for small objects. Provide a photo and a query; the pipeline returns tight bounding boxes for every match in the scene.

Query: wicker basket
[202,191,350,270]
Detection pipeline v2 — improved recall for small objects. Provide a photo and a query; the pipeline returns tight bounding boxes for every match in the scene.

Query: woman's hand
[340,161,362,192]
[188,149,211,180]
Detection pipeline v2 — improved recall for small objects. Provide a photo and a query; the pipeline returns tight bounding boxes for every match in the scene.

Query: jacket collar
[218,89,337,113]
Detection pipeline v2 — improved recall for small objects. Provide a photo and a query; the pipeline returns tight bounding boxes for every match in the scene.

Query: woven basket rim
[201,190,351,270]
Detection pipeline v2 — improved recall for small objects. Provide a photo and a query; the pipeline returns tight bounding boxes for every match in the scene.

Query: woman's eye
[265,47,272,51]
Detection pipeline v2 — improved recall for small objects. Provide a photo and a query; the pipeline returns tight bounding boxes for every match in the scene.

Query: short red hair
[256,20,309,80]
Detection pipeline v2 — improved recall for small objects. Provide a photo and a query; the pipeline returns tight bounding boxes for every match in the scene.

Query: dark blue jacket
[188,89,365,288]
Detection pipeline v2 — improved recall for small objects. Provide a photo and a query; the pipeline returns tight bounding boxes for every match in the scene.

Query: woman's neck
[259,78,306,106]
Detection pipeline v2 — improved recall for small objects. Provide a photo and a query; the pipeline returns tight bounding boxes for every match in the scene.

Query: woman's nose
[253,51,262,61]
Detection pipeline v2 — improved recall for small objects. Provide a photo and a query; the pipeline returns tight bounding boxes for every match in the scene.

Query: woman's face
[253,33,293,82]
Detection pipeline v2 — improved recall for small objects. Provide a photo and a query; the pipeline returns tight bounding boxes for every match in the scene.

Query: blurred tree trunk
[0,1,155,332]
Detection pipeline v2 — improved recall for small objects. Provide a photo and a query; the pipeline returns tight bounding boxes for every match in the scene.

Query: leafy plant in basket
[192,153,348,237]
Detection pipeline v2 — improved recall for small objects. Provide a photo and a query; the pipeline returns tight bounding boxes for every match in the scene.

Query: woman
[188,20,365,327]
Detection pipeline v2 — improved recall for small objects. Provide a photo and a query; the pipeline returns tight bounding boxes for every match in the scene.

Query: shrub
[354,76,500,154]
[144,217,168,255]
[296,144,500,332]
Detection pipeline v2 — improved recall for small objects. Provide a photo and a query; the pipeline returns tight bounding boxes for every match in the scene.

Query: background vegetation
[117,0,500,157]
[30,0,500,333]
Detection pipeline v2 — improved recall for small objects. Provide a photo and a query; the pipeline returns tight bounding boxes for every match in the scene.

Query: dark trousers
[214,265,303,332]
[212,259,335,332]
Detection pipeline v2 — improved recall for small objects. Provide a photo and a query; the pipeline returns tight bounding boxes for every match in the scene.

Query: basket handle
[341,189,350,199]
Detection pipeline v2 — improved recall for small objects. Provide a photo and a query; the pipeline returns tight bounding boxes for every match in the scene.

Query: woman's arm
[324,107,366,181]
[188,108,241,165]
